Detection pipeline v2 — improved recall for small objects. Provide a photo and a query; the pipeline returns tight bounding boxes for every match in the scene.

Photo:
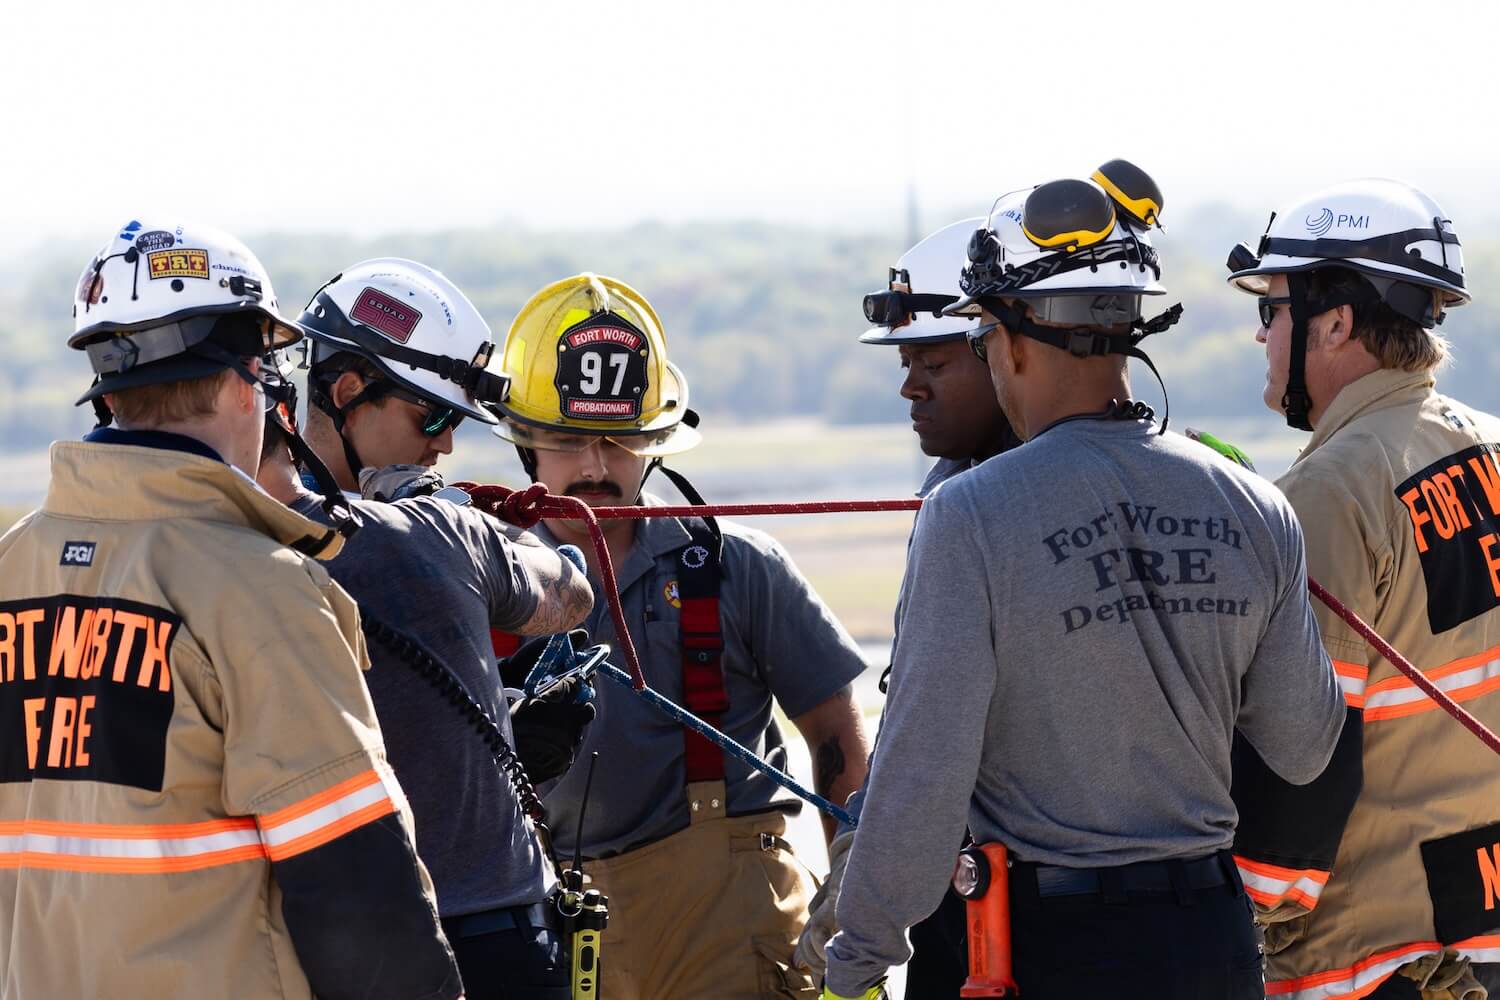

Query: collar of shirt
[84,426,224,463]
[1297,368,1436,464]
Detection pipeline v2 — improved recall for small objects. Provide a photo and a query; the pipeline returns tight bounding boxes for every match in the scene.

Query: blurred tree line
[3,211,1498,454]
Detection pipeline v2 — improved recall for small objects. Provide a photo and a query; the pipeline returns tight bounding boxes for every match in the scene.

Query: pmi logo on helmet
[60,541,96,567]
[351,287,422,344]
[1305,208,1336,237]
[1305,208,1371,237]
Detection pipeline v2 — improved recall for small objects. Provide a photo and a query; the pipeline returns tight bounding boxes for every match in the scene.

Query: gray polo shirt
[535,494,868,860]
[825,419,1345,995]
[293,494,555,916]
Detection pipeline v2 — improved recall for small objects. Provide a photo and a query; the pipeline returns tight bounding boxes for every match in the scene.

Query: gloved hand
[499,630,592,691]
[794,826,855,977]
[510,675,596,783]
[359,464,447,502]
[1396,949,1485,1000]
[1184,428,1257,472]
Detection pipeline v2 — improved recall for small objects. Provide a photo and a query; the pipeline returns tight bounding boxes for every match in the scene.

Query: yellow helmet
[494,273,700,456]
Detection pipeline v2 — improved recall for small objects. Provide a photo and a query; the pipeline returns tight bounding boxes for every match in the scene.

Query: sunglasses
[965,321,1003,362]
[384,385,464,436]
[1257,296,1292,329]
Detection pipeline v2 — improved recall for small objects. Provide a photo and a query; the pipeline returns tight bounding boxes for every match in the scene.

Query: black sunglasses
[384,385,464,436]
[1257,296,1292,329]
[965,321,1003,362]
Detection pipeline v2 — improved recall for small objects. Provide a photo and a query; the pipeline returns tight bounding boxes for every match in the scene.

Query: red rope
[1308,578,1500,755]
[458,483,1500,757]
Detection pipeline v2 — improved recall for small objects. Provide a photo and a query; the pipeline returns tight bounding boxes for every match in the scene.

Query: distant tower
[905,183,921,247]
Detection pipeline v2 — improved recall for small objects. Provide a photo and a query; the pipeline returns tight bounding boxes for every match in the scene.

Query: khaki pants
[581,781,818,999]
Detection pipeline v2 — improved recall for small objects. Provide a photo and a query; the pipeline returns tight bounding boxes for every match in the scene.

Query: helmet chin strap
[266,412,361,537]
[308,377,373,488]
[1282,273,1316,433]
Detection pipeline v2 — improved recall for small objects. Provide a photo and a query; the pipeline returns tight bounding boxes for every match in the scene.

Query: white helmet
[859,218,985,345]
[1226,178,1469,320]
[948,159,1181,355]
[69,219,302,407]
[297,258,508,424]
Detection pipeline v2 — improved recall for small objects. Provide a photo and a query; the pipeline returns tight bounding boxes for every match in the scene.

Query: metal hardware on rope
[457,482,1500,761]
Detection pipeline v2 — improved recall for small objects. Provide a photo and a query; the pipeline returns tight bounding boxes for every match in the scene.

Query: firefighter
[0,221,462,999]
[489,272,874,999]
[1229,180,1500,999]
[254,258,595,999]
[823,163,1348,1000]
[795,218,1023,996]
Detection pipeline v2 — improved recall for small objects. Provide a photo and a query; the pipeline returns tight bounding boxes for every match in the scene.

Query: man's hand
[509,676,596,783]
[794,827,854,977]
[359,464,447,502]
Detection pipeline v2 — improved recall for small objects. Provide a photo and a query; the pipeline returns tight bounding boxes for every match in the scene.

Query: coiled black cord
[359,617,550,839]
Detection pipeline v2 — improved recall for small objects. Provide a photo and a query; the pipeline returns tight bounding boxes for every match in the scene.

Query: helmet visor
[497,420,693,457]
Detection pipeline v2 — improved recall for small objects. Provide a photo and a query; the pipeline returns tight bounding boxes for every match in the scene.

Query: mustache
[564,480,623,499]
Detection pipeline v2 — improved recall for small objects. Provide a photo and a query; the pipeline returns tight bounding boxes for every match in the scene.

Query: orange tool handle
[960,843,1018,997]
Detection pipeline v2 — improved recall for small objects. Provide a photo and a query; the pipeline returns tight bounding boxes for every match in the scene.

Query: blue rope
[595,661,857,828]
[539,543,858,827]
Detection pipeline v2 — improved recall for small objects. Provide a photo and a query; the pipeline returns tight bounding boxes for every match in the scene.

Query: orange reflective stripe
[0,816,257,840]
[1235,856,1330,910]
[0,844,267,874]
[257,768,396,862]
[1363,644,1500,722]
[1266,940,1441,998]
[1332,659,1368,709]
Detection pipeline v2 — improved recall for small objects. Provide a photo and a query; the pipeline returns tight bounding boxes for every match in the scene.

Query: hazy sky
[5,0,1498,257]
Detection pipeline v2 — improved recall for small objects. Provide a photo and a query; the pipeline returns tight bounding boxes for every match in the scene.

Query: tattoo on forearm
[815,736,847,796]
[523,558,591,634]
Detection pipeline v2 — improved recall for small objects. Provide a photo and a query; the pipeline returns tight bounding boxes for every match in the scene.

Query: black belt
[442,900,560,939]
[1030,851,1236,901]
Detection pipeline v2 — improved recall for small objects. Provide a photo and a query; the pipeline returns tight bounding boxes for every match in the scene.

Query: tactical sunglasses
[964,321,1003,362]
[1257,296,1292,329]
[383,385,464,436]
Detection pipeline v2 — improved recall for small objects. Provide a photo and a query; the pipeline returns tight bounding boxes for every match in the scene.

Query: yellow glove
[821,983,888,1000]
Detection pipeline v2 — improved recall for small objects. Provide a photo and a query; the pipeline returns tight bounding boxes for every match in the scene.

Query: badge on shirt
[663,579,681,609]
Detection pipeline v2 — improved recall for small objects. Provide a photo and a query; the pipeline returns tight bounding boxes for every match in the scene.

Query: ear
[1003,325,1026,376]
[226,362,260,414]
[1318,304,1356,350]
[331,369,368,410]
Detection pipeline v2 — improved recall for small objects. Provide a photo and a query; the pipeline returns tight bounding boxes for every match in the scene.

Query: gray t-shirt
[826,419,1345,995]
[535,495,868,859]
[294,494,555,915]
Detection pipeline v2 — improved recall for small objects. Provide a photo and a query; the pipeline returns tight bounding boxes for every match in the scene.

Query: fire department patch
[0,595,179,791]
[554,312,649,421]
[663,579,681,609]
[147,248,209,280]
[1395,443,1500,632]
[351,286,422,343]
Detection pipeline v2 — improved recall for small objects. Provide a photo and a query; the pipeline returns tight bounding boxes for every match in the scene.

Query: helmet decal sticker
[1305,208,1335,237]
[554,311,649,420]
[146,249,209,280]
[75,259,104,307]
[134,230,175,253]
[351,286,422,343]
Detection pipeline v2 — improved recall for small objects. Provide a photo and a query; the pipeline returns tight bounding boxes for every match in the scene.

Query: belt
[1031,852,1234,900]
[442,900,560,939]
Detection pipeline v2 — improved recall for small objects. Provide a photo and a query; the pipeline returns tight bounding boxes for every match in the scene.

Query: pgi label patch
[147,248,209,280]
[554,312,649,420]
[60,541,96,567]
[351,287,422,343]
